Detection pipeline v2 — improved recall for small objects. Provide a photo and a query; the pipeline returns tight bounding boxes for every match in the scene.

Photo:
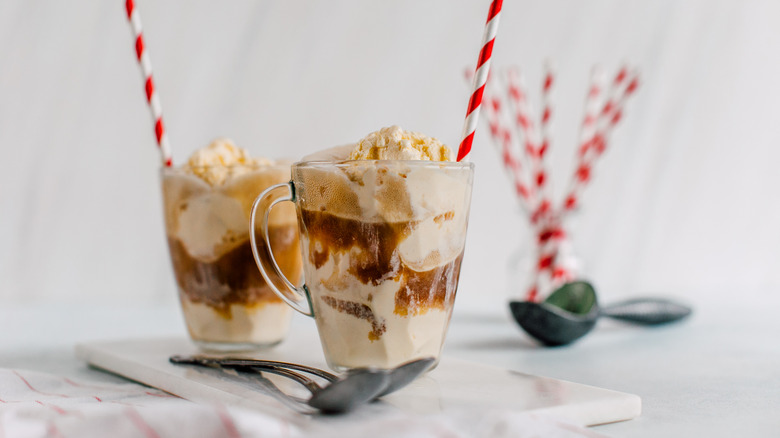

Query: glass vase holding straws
[507,212,583,302]
[477,63,639,302]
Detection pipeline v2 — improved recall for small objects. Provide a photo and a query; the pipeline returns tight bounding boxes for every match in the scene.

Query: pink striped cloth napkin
[0,368,604,438]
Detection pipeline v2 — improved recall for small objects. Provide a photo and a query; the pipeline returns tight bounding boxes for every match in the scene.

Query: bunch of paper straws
[478,64,640,301]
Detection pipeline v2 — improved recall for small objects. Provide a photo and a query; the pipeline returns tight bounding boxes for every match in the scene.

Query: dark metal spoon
[376,356,435,397]
[257,365,390,413]
[170,355,434,413]
[509,281,692,346]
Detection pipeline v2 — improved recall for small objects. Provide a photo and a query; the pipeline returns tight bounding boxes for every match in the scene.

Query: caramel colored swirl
[302,209,462,319]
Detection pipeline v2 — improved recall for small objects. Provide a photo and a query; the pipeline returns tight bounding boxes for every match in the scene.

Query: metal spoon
[376,356,436,397]
[509,281,692,346]
[254,365,390,413]
[170,355,434,413]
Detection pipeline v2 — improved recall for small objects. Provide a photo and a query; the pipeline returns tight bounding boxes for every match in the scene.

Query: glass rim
[160,162,293,173]
[292,159,475,170]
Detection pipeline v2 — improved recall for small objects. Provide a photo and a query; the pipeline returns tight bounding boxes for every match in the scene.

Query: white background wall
[1,0,779,313]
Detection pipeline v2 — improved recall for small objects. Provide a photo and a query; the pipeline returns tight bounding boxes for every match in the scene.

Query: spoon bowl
[307,368,391,413]
[510,281,599,346]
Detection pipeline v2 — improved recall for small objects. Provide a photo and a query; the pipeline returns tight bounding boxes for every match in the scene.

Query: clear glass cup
[161,163,302,351]
[250,160,474,371]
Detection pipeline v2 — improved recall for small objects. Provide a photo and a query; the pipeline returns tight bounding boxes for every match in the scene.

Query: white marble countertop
[1,295,778,437]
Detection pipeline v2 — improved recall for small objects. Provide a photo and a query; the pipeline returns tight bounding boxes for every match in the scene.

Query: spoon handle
[170,355,339,382]
[212,365,316,414]
[601,298,692,325]
[237,365,324,396]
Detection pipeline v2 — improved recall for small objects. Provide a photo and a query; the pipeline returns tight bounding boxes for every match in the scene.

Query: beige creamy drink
[161,139,302,350]
[294,126,472,370]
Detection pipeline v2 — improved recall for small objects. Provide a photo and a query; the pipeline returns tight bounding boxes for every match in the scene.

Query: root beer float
[161,139,302,350]
[288,126,473,370]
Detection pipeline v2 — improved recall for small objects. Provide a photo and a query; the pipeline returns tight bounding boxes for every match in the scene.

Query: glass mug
[250,160,474,371]
[161,163,303,351]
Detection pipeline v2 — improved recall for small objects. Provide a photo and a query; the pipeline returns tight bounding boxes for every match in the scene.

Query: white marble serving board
[75,337,640,427]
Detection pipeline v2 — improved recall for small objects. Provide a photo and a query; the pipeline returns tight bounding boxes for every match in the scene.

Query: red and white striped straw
[125,0,173,168]
[457,0,504,162]
[594,65,630,148]
[579,67,606,152]
[539,61,554,164]
[606,71,640,132]
[563,67,639,212]
[481,74,532,207]
[506,68,552,223]
[526,220,572,302]
[534,63,555,220]
[562,67,606,211]
[506,67,536,150]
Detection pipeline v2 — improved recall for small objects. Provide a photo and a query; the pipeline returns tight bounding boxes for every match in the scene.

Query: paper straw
[534,63,555,220]
[125,0,173,168]
[562,67,606,211]
[579,67,606,154]
[539,62,554,163]
[506,68,552,223]
[457,0,504,162]
[481,75,532,207]
[563,67,639,212]
[526,221,570,302]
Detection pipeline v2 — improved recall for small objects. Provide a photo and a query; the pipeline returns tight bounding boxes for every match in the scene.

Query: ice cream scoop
[509,281,692,346]
[349,125,453,161]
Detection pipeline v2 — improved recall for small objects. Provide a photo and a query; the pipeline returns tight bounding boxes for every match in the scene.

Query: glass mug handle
[249,182,313,317]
